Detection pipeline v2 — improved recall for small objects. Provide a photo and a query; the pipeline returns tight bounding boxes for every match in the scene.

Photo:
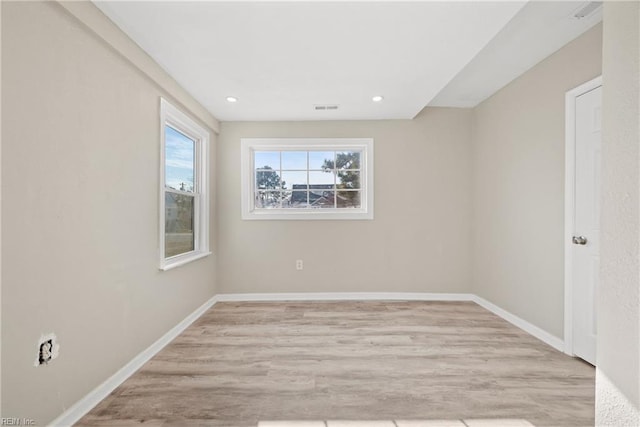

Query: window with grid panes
[160,98,211,269]
[241,138,373,220]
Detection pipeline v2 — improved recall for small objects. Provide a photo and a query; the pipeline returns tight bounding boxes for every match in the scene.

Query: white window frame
[160,98,211,270]
[241,138,374,220]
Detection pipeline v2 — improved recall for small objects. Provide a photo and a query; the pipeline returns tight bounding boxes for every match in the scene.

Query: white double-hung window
[241,138,374,220]
[160,98,210,270]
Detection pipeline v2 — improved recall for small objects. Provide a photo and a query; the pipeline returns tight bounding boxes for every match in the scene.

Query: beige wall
[596,2,640,424]
[217,109,472,294]
[0,0,3,416]
[470,24,602,339]
[1,2,217,425]
[0,0,3,415]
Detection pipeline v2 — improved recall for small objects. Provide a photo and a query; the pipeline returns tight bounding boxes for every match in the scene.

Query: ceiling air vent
[572,1,602,19]
[314,104,339,111]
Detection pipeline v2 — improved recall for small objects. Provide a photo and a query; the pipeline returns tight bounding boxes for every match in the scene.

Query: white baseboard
[48,295,219,427]
[471,295,564,352]
[215,292,475,302]
[49,291,564,426]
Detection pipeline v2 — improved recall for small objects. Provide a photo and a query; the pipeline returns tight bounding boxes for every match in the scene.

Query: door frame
[564,75,602,357]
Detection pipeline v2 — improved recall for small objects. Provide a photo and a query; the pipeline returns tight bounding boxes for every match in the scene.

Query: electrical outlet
[296,259,304,270]
[39,340,53,365]
[35,333,59,367]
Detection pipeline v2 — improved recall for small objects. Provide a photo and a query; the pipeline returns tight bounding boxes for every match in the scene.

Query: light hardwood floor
[76,301,595,427]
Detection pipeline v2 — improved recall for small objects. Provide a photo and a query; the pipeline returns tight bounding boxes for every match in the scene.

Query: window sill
[160,250,212,271]
[242,209,373,221]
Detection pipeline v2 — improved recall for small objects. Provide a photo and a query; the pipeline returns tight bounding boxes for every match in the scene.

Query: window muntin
[160,99,210,269]
[241,138,373,220]
[254,150,361,209]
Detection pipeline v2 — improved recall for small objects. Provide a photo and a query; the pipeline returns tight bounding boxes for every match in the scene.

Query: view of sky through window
[254,150,361,209]
[165,125,195,192]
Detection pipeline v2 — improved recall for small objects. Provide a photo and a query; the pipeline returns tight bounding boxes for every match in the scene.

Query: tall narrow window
[160,99,210,270]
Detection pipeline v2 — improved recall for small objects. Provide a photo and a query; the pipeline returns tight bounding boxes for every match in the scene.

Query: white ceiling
[94,1,602,122]
[431,1,602,107]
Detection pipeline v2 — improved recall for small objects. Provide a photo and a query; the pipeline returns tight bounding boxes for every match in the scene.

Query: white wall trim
[48,292,565,425]
[472,295,564,352]
[48,295,219,427]
[216,292,474,302]
[564,75,603,357]
[159,98,211,271]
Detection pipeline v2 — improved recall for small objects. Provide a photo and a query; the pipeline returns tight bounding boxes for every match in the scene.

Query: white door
[572,85,602,365]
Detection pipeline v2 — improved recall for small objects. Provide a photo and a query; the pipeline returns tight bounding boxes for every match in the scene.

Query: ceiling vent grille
[572,1,602,19]
[314,105,339,111]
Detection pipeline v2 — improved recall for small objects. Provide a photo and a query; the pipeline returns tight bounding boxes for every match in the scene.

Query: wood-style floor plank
[76,301,594,427]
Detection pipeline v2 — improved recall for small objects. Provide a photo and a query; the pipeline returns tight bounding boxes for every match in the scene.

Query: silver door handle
[572,236,588,245]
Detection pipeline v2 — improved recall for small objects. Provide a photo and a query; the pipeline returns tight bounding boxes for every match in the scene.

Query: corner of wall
[0,0,3,417]
[2,1,218,424]
[468,23,603,340]
[55,0,220,134]
[596,1,640,422]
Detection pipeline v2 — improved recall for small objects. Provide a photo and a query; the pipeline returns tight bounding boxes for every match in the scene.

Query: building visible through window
[241,139,373,220]
[160,98,210,269]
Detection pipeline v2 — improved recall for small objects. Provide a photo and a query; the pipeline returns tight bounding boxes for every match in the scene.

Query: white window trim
[160,98,211,270]
[241,138,374,220]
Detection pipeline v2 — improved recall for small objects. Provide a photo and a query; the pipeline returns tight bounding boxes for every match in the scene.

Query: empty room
[1,1,639,426]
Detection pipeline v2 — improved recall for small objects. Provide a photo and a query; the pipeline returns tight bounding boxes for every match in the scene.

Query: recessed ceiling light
[372,95,384,102]
[226,96,238,103]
